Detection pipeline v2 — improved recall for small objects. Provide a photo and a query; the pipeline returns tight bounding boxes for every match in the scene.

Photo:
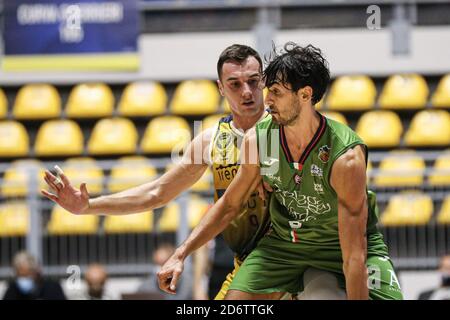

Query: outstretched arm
[330,145,369,300]
[41,129,212,215]
[157,128,261,294]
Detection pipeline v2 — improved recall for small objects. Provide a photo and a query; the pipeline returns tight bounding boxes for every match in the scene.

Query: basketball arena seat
[88,118,138,155]
[378,74,429,109]
[0,202,29,237]
[355,110,403,148]
[118,81,167,117]
[13,84,61,120]
[374,151,425,187]
[158,195,209,232]
[429,151,450,186]
[108,156,157,193]
[1,160,46,197]
[0,88,7,118]
[404,110,450,147]
[34,119,84,156]
[321,111,348,125]
[65,83,114,118]
[47,205,99,235]
[431,74,450,108]
[104,212,153,233]
[202,114,227,131]
[140,116,191,154]
[437,196,450,224]
[0,121,29,157]
[62,157,104,195]
[326,75,376,111]
[170,80,220,115]
[381,192,433,226]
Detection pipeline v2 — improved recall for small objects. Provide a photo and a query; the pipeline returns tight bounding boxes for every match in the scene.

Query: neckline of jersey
[279,112,327,171]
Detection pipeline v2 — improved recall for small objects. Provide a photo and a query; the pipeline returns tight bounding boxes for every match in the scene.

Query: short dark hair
[217,44,263,80]
[264,42,330,104]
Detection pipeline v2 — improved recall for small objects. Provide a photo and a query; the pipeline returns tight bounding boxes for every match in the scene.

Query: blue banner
[3,0,139,71]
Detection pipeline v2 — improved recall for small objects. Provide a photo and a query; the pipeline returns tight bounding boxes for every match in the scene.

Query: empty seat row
[381,192,450,226]
[367,150,450,187]
[0,80,222,120]
[0,157,213,197]
[322,73,450,111]
[324,109,450,148]
[0,195,209,236]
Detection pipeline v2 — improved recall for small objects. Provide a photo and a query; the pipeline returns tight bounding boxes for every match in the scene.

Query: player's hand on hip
[41,165,90,215]
[157,254,184,295]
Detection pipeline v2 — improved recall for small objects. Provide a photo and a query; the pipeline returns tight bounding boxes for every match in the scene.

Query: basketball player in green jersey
[158,42,403,300]
[42,44,344,300]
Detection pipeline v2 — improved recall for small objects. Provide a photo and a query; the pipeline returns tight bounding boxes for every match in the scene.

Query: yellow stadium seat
[141,116,191,154]
[63,158,104,195]
[321,111,348,126]
[158,196,209,232]
[88,118,138,155]
[431,74,450,108]
[0,88,7,118]
[437,196,450,224]
[404,110,450,147]
[374,151,425,187]
[13,84,61,119]
[0,202,29,237]
[104,212,153,233]
[1,160,46,197]
[47,205,99,235]
[118,81,167,117]
[34,120,84,156]
[355,111,403,148]
[108,156,157,193]
[378,74,429,109]
[326,75,376,110]
[381,192,433,226]
[66,83,114,118]
[170,80,220,115]
[0,121,29,157]
[429,152,450,186]
[366,159,373,184]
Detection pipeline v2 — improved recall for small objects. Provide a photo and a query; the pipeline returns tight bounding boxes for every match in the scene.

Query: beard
[271,97,300,126]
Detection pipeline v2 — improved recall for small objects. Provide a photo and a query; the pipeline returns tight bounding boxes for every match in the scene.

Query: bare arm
[42,129,212,215]
[157,127,261,294]
[330,145,369,300]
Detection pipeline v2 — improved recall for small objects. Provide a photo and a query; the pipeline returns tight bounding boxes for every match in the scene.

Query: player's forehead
[221,56,261,81]
[267,81,292,92]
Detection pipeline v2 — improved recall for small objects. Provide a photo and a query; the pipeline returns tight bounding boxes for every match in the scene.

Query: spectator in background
[2,251,66,300]
[418,255,450,300]
[81,263,112,300]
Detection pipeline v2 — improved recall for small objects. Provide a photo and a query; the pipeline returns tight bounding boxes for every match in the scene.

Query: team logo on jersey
[314,183,324,194]
[294,174,302,185]
[216,131,233,151]
[318,145,331,163]
[310,164,323,177]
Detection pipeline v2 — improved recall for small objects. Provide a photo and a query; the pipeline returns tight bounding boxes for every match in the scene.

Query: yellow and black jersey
[209,112,271,260]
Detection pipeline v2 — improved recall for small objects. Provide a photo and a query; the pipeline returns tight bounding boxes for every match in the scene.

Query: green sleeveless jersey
[256,113,388,257]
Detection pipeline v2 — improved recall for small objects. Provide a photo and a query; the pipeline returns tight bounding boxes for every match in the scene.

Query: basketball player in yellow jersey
[42,44,344,300]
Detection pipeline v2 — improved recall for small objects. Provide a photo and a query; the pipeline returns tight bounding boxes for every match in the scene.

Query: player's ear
[299,86,313,102]
[217,80,225,96]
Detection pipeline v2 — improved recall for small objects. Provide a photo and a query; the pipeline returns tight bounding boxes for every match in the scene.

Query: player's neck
[284,106,320,147]
[232,108,265,132]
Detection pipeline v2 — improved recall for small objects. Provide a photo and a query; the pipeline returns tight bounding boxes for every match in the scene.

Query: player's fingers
[44,175,60,193]
[41,190,59,202]
[80,183,89,198]
[54,166,68,187]
[256,182,266,201]
[169,269,182,293]
[45,171,63,190]
[157,271,174,294]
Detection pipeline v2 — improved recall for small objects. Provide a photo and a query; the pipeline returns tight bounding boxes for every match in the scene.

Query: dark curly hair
[264,42,330,104]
